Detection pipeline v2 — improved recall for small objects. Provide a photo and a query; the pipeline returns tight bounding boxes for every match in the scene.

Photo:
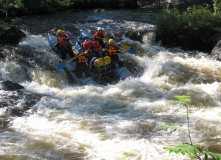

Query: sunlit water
[0,9,221,160]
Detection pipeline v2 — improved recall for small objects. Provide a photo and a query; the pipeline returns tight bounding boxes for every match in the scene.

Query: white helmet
[98,27,102,31]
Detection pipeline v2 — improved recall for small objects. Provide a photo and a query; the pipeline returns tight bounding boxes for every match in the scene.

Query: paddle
[106,49,136,54]
[120,44,136,54]
[121,44,131,51]
[124,49,136,54]
[106,45,136,54]
[105,49,122,51]
[47,36,58,52]
[56,51,86,70]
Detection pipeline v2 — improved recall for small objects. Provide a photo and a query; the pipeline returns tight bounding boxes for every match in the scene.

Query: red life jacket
[78,55,87,63]
[108,45,117,55]
[83,41,100,50]
[78,53,87,63]
[58,34,69,45]
[94,32,106,42]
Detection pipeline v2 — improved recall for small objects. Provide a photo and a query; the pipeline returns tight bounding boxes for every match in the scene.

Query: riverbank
[1,5,221,58]
[0,0,213,18]
[0,0,137,17]
[155,5,221,53]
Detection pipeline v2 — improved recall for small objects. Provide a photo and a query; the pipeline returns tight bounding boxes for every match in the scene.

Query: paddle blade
[57,62,67,70]
[121,44,131,51]
[127,49,136,54]
[48,39,53,48]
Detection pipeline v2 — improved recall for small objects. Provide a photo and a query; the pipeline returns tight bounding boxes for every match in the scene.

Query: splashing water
[1,9,221,160]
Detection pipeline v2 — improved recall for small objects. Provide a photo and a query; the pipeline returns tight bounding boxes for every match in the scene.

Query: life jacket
[94,32,105,42]
[108,45,118,55]
[78,55,87,63]
[58,34,69,45]
[83,40,100,50]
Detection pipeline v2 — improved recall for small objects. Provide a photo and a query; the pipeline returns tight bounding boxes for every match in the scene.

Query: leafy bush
[213,0,221,14]
[156,9,182,41]
[156,5,221,35]
[0,0,75,15]
[0,0,136,16]
[156,4,221,50]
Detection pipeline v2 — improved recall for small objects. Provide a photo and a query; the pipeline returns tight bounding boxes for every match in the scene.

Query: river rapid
[0,9,221,160]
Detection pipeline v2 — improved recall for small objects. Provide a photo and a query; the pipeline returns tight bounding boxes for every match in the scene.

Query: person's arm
[116,45,121,53]
[85,50,89,55]
[92,32,98,41]
[103,32,108,40]
[92,32,98,38]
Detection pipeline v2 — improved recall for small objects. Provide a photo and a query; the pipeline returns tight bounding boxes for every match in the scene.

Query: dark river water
[0,9,221,160]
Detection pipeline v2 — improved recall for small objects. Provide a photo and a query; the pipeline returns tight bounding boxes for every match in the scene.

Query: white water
[1,10,221,160]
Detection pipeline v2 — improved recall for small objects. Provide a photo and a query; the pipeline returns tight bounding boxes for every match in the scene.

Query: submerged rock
[0,80,43,117]
[211,39,221,61]
[0,80,24,91]
[0,52,4,59]
[5,91,43,117]
[0,22,26,44]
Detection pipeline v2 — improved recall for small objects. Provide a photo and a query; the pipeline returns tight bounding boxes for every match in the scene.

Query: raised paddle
[124,48,136,54]
[121,44,131,51]
[56,51,87,70]
[121,44,136,54]
[106,49,136,54]
[106,47,136,54]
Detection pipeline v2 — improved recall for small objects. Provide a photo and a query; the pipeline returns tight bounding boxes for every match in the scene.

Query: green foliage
[213,0,221,14]
[160,126,188,133]
[0,0,24,12]
[0,0,135,16]
[162,95,221,160]
[59,0,74,7]
[0,0,7,13]
[0,0,75,15]
[118,152,136,160]
[157,6,214,33]
[164,143,202,157]
[156,9,181,41]
[13,0,24,9]
[163,139,221,160]
[21,0,74,12]
[156,3,221,49]
[203,151,221,160]
[184,5,220,29]
[169,95,191,104]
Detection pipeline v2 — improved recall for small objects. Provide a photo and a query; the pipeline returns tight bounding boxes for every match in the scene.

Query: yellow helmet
[57,30,63,34]
[109,39,114,44]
